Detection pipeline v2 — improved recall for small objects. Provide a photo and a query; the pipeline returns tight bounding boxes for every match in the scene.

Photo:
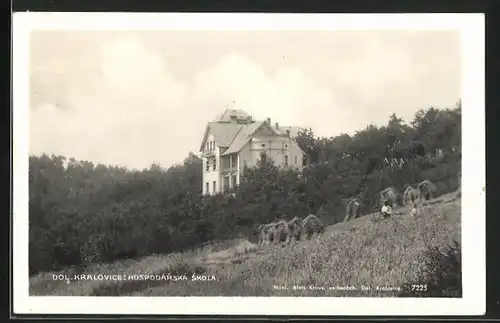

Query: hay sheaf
[136,195,461,297]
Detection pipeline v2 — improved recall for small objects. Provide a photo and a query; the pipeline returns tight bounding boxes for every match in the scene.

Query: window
[285,155,289,166]
[205,159,209,171]
[285,144,288,148]
[295,155,298,165]
[260,152,267,163]
[213,158,217,171]
[213,181,216,193]
[206,182,209,193]
[244,160,247,167]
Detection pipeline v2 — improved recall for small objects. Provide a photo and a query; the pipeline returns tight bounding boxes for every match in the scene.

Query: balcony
[202,149,216,158]
[221,167,238,175]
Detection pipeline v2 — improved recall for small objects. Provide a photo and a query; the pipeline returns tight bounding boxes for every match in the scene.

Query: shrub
[399,240,462,297]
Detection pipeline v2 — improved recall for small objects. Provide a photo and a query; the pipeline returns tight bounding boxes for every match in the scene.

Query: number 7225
[411,284,428,292]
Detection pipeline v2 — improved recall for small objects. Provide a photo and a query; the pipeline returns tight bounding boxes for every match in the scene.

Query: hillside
[28,105,461,278]
[30,192,461,297]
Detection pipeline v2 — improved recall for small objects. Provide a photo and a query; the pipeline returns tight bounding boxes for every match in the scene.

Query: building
[199,109,306,195]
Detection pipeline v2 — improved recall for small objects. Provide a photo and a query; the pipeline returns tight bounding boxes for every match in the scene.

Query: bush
[399,240,462,297]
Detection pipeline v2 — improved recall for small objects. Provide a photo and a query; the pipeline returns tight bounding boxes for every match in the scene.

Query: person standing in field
[381,199,392,219]
[411,202,419,216]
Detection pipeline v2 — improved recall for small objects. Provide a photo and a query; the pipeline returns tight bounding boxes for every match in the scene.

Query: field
[29,192,461,297]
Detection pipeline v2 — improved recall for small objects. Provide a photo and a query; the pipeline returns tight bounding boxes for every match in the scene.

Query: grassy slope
[29,193,461,297]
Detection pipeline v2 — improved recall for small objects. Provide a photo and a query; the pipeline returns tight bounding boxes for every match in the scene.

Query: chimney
[286,130,290,137]
[267,117,271,125]
[275,122,279,130]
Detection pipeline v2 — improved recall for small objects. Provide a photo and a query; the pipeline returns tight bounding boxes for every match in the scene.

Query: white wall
[250,131,304,171]
[202,130,221,195]
[239,143,254,171]
[202,123,305,195]
[287,141,304,170]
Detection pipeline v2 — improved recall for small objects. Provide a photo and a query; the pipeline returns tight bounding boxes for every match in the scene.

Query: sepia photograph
[13,13,485,316]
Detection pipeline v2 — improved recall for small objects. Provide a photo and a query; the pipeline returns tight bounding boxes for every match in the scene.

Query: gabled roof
[275,126,303,139]
[214,109,250,122]
[221,121,283,156]
[200,108,305,155]
[199,122,243,152]
[220,121,263,156]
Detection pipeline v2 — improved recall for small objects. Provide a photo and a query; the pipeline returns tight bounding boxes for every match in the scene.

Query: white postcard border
[12,12,485,316]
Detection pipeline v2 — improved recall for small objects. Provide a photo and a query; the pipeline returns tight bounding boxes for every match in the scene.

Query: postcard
[12,12,485,316]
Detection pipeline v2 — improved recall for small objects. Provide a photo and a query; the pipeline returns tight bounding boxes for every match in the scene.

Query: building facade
[199,109,305,195]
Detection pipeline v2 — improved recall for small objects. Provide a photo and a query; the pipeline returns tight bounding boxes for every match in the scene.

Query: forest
[29,102,462,276]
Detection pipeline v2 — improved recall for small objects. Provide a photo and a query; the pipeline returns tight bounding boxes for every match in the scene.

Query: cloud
[191,54,337,136]
[31,38,189,169]
[30,39,342,169]
[29,32,460,170]
[323,33,460,129]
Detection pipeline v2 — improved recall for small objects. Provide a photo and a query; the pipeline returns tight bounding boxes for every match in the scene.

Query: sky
[29,30,460,170]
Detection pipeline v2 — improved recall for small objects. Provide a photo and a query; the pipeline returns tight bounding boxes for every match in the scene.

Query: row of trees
[29,102,462,275]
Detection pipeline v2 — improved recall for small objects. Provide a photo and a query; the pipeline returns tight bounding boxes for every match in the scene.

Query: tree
[295,128,319,164]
